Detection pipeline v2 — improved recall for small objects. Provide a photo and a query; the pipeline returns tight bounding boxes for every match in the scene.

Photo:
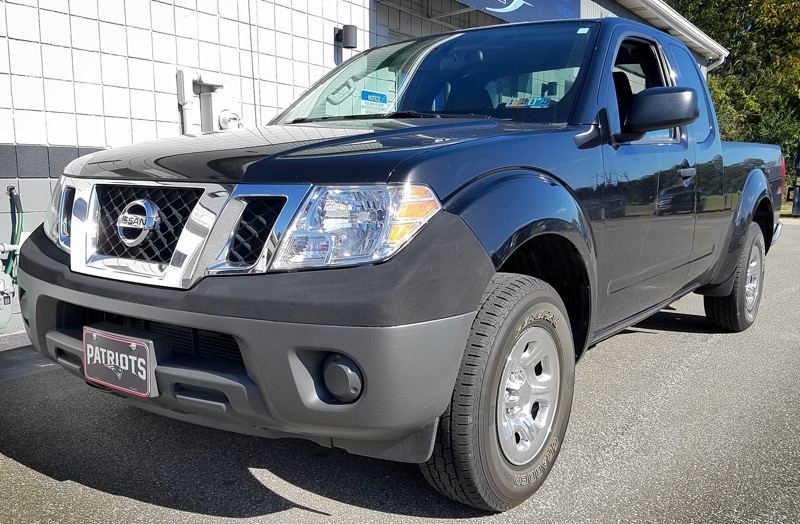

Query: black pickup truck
[19,18,784,511]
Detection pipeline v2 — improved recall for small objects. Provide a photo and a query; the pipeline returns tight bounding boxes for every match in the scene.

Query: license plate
[83,326,154,397]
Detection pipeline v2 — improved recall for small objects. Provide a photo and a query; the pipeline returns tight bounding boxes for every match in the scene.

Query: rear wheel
[704,222,766,332]
[420,273,575,512]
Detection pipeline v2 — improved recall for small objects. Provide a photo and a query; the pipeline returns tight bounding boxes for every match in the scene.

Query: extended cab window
[612,39,672,141]
[669,44,712,143]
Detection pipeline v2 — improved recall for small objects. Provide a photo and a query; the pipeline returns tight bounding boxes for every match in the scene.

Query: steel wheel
[497,326,560,466]
[744,242,762,320]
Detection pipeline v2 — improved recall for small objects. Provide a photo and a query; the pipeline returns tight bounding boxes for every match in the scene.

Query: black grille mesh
[227,197,286,265]
[96,186,203,264]
[104,313,243,365]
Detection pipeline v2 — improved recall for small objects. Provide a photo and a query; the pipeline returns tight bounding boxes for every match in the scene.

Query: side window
[612,39,672,141]
[669,44,712,143]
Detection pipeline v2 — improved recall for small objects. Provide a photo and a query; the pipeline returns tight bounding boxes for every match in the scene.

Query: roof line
[616,0,729,70]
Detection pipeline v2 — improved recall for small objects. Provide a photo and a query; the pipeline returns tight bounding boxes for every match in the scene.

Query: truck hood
[67,118,512,185]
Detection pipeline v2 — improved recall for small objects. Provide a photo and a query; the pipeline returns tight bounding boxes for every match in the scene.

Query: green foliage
[667,0,800,189]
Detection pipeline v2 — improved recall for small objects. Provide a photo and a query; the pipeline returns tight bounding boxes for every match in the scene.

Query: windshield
[276,22,598,125]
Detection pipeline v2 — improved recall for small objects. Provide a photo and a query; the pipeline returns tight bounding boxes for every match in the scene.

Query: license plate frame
[83,326,155,397]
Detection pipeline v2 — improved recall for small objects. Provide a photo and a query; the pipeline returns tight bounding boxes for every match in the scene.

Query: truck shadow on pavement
[0,362,484,519]
[633,307,722,334]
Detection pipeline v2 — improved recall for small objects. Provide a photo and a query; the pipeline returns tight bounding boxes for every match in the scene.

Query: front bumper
[18,213,494,462]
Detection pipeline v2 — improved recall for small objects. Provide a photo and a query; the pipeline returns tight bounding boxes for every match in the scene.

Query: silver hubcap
[744,243,762,316]
[497,326,560,466]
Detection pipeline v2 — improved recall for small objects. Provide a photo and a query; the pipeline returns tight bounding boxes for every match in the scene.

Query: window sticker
[361,90,388,114]
[506,97,552,108]
[528,97,552,108]
[506,98,530,108]
[577,27,590,34]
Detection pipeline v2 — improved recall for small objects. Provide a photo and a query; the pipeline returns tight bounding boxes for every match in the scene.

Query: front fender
[444,169,598,318]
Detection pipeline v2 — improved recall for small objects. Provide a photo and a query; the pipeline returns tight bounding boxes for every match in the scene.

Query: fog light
[323,353,363,403]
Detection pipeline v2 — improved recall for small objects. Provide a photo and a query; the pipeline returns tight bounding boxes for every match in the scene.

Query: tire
[420,273,575,512]
[704,222,766,332]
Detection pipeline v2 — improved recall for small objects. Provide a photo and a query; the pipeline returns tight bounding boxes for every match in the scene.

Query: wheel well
[498,234,591,358]
[753,198,773,252]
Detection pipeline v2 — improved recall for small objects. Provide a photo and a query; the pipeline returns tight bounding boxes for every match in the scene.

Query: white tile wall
[0,110,13,143]
[40,10,72,47]
[125,0,151,29]
[44,79,76,113]
[0,39,8,74]
[40,0,70,12]
[71,16,100,51]
[14,109,47,144]
[127,27,153,60]
[46,111,78,145]
[105,116,132,146]
[128,59,155,91]
[131,118,157,142]
[6,3,40,41]
[102,85,132,118]
[41,45,73,80]
[100,21,128,55]
[130,89,156,120]
[98,0,126,25]
[150,2,175,34]
[72,50,101,83]
[75,82,104,115]
[11,76,45,111]
[0,75,11,108]
[76,114,105,146]
[101,54,129,87]
[152,32,177,63]
[69,0,98,20]
[9,40,43,77]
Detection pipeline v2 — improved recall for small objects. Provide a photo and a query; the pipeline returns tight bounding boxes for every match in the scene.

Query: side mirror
[616,87,699,142]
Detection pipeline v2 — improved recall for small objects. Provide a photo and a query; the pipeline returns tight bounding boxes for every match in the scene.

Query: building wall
[582,0,643,21]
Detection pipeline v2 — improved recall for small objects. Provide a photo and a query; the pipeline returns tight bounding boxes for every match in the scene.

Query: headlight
[43,176,64,246]
[43,176,73,253]
[271,184,441,270]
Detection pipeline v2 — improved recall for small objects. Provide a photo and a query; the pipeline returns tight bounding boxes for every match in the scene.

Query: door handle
[678,167,696,179]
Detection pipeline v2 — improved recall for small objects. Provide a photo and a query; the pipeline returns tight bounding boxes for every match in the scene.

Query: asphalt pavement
[1,221,799,524]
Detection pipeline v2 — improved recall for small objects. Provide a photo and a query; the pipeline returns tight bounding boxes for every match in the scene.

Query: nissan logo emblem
[116,199,161,247]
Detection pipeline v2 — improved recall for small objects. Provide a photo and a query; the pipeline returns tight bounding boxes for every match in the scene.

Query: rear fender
[697,168,772,296]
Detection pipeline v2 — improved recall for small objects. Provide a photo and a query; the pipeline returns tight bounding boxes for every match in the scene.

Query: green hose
[5,209,22,275]
[5,188,23,275]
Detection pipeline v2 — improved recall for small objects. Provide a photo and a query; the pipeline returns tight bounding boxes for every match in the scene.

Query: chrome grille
[95,185,203,264]
[227,197,286,265]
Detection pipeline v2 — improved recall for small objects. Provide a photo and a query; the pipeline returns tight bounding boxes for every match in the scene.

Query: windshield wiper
[288,111,492,124]
[385,111,494,119]
[288,112,436,124]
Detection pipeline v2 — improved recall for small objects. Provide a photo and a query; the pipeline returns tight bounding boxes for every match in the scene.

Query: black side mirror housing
[616,87,699,142]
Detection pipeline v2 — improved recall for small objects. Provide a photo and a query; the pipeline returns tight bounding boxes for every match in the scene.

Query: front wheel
[420,273,575,512]
[704,222,766,332]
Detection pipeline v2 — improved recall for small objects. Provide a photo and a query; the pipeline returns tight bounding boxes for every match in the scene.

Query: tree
[667,0,800,192]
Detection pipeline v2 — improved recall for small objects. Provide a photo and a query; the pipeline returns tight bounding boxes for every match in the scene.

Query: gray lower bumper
[19,268,475,463]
